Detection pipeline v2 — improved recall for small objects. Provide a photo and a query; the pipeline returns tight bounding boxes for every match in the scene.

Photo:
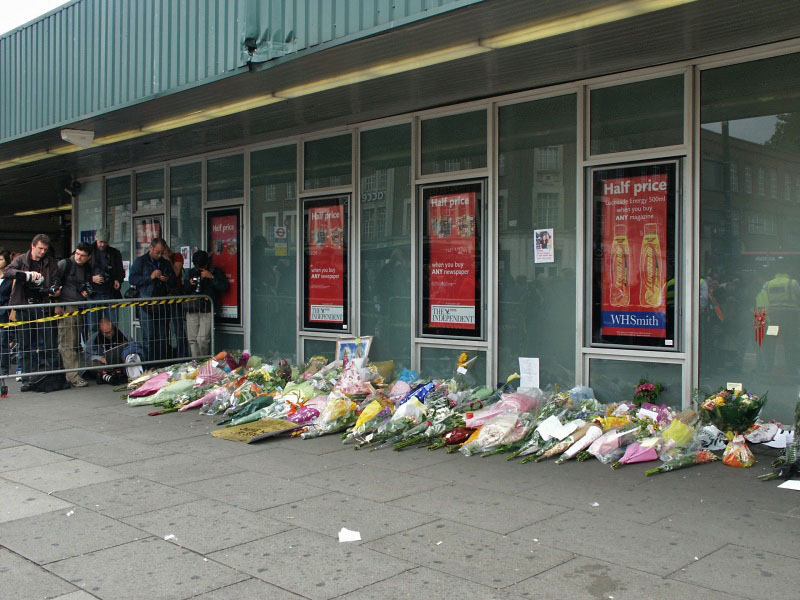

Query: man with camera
[2,234,61,389]
[55,242,93,387]
[183,250,228,357]
[88,228,124,333]
[129,238,176,363]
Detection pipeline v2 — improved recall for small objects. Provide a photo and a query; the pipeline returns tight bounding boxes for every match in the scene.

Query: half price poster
[208,211,240,322]
[600,172,669,338]
[306,203,346,326]
[425,191,479,332]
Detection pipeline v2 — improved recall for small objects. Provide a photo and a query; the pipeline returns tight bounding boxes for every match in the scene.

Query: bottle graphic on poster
[640,223,663,307]
[610,224,630,307]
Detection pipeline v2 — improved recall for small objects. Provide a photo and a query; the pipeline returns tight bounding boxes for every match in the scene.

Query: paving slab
[12,427,120,451]
[338,566,528,600]
[364,519,574,588]
[0,419,71,439]
[178,470,329,511]
[0,458,124,493]
[389,483,567,535]
[208,528,413,600]
[506,555,737,600]
[58,437,174,466]
[46,537,249,600]
[411,453,550,495]
[260,491,437,542]
[154,434,265,458]
[51,591,99,600]
[292,433,362,455]
[296,463,445,502]
[348,445,461,473]
[107,422,209,444]
[653,505,800,559]
[55,476,202,518]
[671,544,800,599]
[112,452,246,485]
[0,444,72,472]
[0,478,73,523]
[191,578,306,599]
[121,498,292,554]
[228,446,361,479]
[0,506,144,564]
[0,547,78,600]
[509,509,725,577]
[0,436,22,449]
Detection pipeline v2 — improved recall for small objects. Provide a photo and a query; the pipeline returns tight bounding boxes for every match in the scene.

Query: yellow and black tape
[0,297,206,328]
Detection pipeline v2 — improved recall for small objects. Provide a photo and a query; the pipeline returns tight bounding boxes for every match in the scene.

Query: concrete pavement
[0,381,798,600]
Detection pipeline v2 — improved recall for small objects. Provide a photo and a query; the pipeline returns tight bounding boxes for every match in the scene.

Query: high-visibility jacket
[756,274,800,309]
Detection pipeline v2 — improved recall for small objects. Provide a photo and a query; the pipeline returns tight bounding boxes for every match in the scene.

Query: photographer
[128,238,176,363]
[2,234,61,390]
[183,250,228,357]
[88,228,125,335]
[55,243,93,387]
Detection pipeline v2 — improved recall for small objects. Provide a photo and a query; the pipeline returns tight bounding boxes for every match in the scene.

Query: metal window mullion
[352,130,361,339]
[576,84,587,386]
[243,149,251,352]
[410,115,420,373]
[486,101,497,387]
[296,142,303,362]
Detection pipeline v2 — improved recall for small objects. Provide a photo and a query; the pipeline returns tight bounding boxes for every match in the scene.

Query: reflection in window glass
[135,169,164,211]
[170,163,202,258]
[421,110,487,174]
[420,347,487,385]
[304,338,335,362]
[498,95,577,388]
[700,52,800,422]
[304,135,352,190]
[589,359,682,408]
[207,154,244,201]
[251,145,297,362]
[78,179,103,244]
[360,124,412,370]
[590,75,683,154]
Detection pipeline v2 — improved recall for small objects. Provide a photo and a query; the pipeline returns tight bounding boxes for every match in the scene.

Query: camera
[48,278,62,297]
[189,268,203,294]
[24,279,46,303]
[78,281,95,298]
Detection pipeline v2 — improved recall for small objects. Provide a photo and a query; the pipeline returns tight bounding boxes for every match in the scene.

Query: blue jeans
[0,310,10,376]
[139,304,170,363]
[86,292,118,343]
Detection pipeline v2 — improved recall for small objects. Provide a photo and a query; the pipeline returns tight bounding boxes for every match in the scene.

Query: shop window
[589,359,682,408]
[700,51,800,422]
[77,179,103,247]
[590,75,683,155]
[420,347,487,384]
[498,93,577,388]
[304,134,352,190]
[104,176,130,264]
[250,145,298,361]
[169,162,202,260]
[135,169,164,212]
[784,173,792,201]
[359,124,412,369]
[421,110,487,175]
[303,339,336,362]
[796,175,800,202]
[207,154,244,202]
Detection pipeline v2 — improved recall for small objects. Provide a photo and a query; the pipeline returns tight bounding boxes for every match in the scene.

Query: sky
[0,0,71,36]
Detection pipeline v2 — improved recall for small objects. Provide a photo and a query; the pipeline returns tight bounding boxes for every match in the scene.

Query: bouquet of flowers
[698,388,766,434]
[632,379,665,406]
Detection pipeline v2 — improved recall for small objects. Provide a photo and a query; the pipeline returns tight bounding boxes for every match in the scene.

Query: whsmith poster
[303,197,348,331]
[593,163,676,347]
[207,208,241,325]
[421,182,483,338]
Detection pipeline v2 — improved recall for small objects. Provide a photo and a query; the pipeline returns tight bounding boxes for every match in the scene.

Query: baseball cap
[95,229,110,242]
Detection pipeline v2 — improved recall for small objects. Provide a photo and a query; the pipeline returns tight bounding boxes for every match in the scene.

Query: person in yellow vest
[755,268,800,373]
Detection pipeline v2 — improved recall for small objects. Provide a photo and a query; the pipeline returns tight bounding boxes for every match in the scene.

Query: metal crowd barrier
[0,294,214,395]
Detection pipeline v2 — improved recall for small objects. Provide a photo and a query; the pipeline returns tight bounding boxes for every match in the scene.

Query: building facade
[2,0,800,420]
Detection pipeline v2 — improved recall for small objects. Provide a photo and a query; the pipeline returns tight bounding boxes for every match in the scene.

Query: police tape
[0,297,205,328]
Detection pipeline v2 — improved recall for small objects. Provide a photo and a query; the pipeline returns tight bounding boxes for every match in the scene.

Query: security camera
[63,181,82,198]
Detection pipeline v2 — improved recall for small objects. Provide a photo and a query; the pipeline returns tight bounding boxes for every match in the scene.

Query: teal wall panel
[0,0,481,143]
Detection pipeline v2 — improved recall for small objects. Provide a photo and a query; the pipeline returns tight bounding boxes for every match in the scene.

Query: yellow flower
[715,395,725,406]
[457,352,468,367]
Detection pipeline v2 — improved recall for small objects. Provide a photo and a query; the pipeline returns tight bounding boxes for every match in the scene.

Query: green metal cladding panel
[0,0,482,143]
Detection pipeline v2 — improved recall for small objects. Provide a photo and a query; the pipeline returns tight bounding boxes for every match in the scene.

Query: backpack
[27,372,69,393]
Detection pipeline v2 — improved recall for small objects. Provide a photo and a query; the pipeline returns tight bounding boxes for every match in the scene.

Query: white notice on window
[533,228,554,263]
[519,357,539,389]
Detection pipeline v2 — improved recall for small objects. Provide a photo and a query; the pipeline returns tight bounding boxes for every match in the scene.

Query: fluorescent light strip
[481,0,699,48]
[14,204,72,217]
[0,0,698,171]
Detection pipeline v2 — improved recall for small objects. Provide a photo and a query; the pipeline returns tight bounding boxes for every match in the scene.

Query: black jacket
[2,250,61,306]
[90,243,125,295]
[183,266,229,313]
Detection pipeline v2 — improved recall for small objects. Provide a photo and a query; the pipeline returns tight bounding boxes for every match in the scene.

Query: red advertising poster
[598,168,671,340]
[207,209,241,324]
[421,182,483,338]
[304,197,348,330]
